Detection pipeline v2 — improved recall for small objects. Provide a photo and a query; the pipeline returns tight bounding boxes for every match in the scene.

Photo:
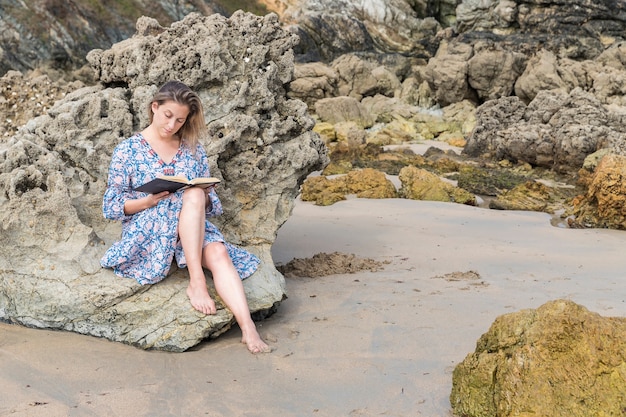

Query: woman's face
[151,100,190,139]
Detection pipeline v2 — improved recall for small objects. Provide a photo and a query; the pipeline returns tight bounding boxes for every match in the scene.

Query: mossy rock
[300,176,346,206]
[313,121,336,143]
[456,165,528,196]
[399,165,475,205]
[322,160,353,175]
[489,180,552,212]
[344,168,398,199]
[451,299,626,417]
[300,168,396,205]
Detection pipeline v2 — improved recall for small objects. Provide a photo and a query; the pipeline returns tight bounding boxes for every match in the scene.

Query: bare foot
[241,326,271,354]
[186,283,216,315]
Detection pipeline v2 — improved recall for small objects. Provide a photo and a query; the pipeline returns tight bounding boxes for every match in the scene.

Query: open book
[134,175,221,194]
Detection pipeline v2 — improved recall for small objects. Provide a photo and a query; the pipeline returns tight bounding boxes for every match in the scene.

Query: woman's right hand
[147,191,171,208]
[124,191,170,215]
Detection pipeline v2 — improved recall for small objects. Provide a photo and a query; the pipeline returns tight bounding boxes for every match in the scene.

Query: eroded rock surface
[570,153,626,229]
[464,88,626,172]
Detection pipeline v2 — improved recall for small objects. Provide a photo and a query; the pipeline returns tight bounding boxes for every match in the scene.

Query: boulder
[333,121,368,143]
[300,175,346,206]
[314,96,374,128]
[422,40,474,107]
[570,153,626,229]
[398,165,475,205]
[331,54,401,100]
[0,12,328,351]
[360,94,423,123]
[288,61,339,108]
[468,44,527,102]
[464,88,626,172]
[343,168,398,199]
[488,180,557,212]
[450,299,626,417]
[283,0,441,61]
[301,168,397,205]
[514,49,569,103]
[442,100,477,137]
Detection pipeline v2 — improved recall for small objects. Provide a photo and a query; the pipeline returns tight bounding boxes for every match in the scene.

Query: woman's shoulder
[115,133,144,151]
[194,142,207,154]
[181,141,207,156]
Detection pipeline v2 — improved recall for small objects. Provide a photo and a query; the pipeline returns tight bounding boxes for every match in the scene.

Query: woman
[101,81,270,354]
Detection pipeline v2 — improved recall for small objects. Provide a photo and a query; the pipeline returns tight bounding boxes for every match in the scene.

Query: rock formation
[282,0,442,62]
[0,0,226,74]
[570,153,626,229]
[398,165,476,205]
[450,299,626,417]
[464,88,626,172]
[0,11,327,351]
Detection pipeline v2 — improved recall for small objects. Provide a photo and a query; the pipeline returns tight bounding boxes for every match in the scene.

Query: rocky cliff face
[0,0,226,75]
[3,0,626,75]
[0,0,455,75]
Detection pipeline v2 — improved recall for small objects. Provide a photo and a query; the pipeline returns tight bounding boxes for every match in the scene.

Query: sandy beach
[2,197,626,417]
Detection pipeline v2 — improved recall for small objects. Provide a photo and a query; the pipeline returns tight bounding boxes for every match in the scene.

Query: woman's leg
[202,242,271,354]
[179,187,216,315]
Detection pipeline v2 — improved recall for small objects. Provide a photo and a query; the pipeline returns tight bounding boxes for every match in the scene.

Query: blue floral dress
[100,133,260,285]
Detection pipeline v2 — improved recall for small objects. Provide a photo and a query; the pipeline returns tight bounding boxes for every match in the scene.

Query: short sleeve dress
[100,133,260,285]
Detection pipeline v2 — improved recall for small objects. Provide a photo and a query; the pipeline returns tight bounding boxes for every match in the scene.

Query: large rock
[314,96,374,128]
[282,0,441,62]
[331,53,402,100]
[468,43,527,102]
[456,0,626,60]
[0,0,226,75]
[570,153,626,229]
[300,168,397,205]
[398,165,476,205]
[514,49,568,103]
[450,299,626,417]
[464,88,626,172]
[288,61,339,108]
[422,40,474,107]
[0,12,328,351]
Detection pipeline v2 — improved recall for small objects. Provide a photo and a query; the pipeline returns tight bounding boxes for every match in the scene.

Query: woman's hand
[147,191,170,207]
[124,191,170,215]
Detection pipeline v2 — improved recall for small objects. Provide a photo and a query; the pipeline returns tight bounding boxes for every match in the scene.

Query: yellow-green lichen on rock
[313,121,336,143]
[300,175,347,206]
[571,153,626,229]
[300,168,397,205]
[343,168,398,199]
[450,299,626,417]
[398,165,476,205]
[365,117,420,145]
[488,180,553,212]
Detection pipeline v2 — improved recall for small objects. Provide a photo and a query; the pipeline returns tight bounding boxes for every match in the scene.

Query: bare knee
[203,242,230,268]
[182,187,205,209]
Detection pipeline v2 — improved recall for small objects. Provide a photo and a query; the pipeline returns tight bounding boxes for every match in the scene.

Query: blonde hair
[148,81,207,150]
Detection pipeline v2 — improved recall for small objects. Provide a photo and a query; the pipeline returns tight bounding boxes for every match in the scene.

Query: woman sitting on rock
[100,80,270,354]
